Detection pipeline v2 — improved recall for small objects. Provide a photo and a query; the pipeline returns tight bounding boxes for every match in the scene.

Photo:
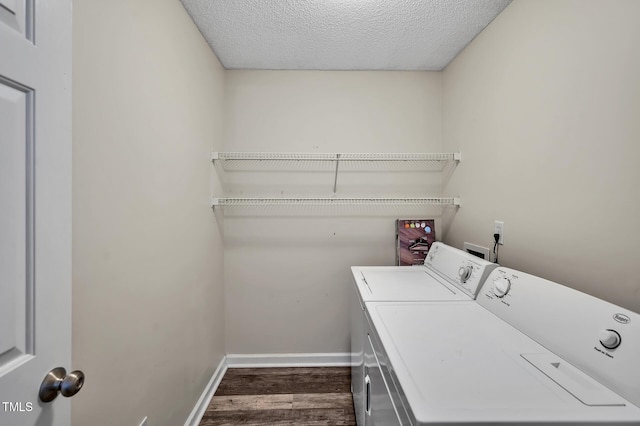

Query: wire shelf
[212,151,461,163]
[210,152,462,212]
[212,197,461,207]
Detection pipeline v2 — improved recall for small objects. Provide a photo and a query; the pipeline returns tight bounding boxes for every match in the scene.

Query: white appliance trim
[226,352,351,368]
[183,355,228,426]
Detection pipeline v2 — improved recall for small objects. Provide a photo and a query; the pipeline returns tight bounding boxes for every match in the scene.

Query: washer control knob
[458,265,473,283]
[494,278,511,298]
[599,329,621,350]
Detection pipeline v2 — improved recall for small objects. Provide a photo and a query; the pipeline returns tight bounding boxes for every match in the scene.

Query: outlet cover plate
[494,221,504,245]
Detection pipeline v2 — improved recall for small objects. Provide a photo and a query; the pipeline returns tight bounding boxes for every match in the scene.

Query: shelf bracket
[211,151,219,161]
[453,152,462,162]
[332,153,341,195]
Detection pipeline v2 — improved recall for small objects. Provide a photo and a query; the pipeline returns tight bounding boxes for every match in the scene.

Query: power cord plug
[493,233,500,263]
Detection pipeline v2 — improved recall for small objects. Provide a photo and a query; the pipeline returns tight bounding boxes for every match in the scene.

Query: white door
[0,0,74,425]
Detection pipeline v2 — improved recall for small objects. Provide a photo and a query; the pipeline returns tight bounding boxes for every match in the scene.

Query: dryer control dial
[494,277,511,298]
[458,265,473,283]
[599,329,621,350]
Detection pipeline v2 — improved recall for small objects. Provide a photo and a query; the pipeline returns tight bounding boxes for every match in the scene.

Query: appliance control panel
[424,242,498,298]
[477,267,640,408]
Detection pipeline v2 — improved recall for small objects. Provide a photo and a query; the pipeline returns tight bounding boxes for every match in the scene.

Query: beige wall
[443,0,640,312]
[223,71,444,353]
[72,1,225,425]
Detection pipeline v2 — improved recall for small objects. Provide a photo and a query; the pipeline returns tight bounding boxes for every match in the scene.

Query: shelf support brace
[332,153,341,195]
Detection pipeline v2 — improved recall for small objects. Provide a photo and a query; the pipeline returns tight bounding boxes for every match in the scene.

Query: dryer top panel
[367,301,640,424]
[478,267,640,409]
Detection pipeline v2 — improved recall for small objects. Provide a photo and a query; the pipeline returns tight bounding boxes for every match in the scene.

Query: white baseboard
[184,352,351,425]
[184,355,228,426]
[226,352,351,368]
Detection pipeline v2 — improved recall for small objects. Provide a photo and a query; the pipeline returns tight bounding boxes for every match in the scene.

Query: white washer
[353,242,496,303]
[350,242,498,425]
[364,267,640,425]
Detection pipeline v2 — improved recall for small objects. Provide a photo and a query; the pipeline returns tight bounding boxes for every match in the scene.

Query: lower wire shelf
[211,197,461,207]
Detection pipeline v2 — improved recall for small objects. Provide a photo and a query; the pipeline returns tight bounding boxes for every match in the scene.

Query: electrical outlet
[494,221,504,245]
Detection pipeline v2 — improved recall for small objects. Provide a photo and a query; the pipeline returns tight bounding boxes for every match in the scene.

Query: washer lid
[367,302,640,424]
[354,267,469,302]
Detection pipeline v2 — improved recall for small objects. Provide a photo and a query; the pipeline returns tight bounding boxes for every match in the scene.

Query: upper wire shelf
[210,151,462,211]
[212,151,461,174]
[212,152,461,162]
[212,197,461,207]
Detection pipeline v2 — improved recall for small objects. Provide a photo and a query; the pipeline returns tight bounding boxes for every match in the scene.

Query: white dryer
[350,242,498,425]
[365,267,640,425]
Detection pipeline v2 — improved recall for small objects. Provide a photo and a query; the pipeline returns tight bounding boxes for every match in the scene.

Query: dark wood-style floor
[199,367,356,426]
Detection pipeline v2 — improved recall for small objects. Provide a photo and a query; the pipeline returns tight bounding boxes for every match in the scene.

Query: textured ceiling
[180,0,512,71]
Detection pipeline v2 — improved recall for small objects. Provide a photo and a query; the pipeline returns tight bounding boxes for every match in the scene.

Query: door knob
[39,367,85,402]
